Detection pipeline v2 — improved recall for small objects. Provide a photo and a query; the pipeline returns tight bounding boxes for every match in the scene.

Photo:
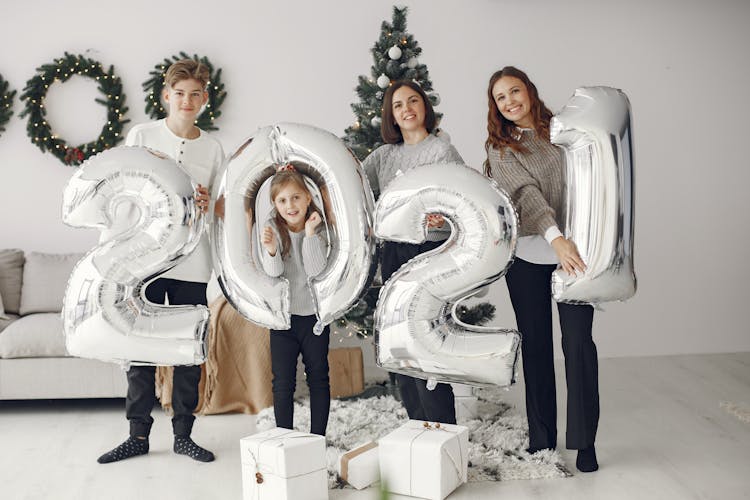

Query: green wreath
[0,73,16,137]
[142,52,226,131]
[19,52,129,166]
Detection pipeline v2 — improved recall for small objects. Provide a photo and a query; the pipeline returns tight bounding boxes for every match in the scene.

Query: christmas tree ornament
[377,74,390,89]
[429,93,441,106]
[371,116,381,127]
[388,45,403,60]
[62,146,208,367]
[407,57,419,69]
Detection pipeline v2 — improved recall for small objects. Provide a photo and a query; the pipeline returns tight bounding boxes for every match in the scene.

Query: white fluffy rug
[255,386,571,488]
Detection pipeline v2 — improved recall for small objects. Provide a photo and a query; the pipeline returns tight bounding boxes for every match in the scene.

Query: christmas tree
[343,5,441,161]
[338,6,495,338]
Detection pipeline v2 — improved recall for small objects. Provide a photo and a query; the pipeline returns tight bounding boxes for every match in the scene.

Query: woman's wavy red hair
[483,66,553,175]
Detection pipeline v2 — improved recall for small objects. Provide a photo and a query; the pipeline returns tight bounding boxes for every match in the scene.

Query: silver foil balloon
[374,162,521,387]
[550,86,636,304]
[211,123,377,330]
[61,146,209,366]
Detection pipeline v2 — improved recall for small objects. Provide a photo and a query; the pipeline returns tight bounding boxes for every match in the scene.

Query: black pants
[125,278,206,438]
[505,258,599,451]
[270,314,331,436]
[381,240,456,425]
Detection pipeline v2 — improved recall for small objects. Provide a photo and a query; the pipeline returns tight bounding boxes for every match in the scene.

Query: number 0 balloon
[61,147,209,366]
[374,162,521,387]
[211,123,377,330]
[550,86,636,304]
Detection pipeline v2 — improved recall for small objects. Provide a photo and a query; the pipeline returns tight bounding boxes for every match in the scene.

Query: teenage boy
[97,59,224,464]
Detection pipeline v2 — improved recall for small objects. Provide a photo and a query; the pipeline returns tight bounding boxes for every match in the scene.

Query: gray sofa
[0,249,127,399]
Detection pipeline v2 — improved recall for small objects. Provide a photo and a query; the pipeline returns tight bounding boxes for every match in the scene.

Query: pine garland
[142,52,226,131]
[0,74,15,137]
[343,6,441,161]
[19,52,129,166]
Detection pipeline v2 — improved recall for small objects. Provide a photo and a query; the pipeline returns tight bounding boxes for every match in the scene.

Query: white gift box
[379,420,469,500]
[337,441,379,490]
[240,427,328,500]
[455,395,479,421]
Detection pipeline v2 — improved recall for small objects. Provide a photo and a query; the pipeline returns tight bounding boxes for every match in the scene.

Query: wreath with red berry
[19,52,129,166]
[0,73,15,137]
[142,52,226,131]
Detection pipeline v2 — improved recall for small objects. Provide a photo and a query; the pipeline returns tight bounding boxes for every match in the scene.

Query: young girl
[484,66,599,472]
[363,80,464,425]
[258,166,330,436]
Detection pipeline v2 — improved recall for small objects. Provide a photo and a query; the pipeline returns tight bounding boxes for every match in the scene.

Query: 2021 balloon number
[373,162,521,387]
[61,147,209,367]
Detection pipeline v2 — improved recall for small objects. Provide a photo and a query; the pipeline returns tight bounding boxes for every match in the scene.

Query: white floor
[1,353,749,500]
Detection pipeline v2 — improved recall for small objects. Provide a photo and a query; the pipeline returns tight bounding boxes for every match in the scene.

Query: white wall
[2,0,749,358]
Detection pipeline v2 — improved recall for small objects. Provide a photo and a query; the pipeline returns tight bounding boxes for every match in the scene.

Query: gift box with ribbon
[337,441,379,490]
[240,427,328,500]
[379,420,469,500]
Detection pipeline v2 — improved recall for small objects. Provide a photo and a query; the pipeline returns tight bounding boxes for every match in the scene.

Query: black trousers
[125,278,206,438]
[381,240,456,425]
[505,258,599,450]
[270,314,331,436]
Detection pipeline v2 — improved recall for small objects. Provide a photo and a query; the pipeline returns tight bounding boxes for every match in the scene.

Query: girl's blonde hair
[269,169,322,259]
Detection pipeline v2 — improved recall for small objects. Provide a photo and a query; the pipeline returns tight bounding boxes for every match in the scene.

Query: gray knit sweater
[486,129,564,238]
[363,133,464,241]
[258,226,328,316]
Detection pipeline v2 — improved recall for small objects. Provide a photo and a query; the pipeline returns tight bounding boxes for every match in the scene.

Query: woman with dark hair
[484,66,600,473]
[363,79,463,424]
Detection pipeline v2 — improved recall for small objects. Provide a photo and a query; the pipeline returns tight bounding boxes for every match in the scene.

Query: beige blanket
[156,297,274,415]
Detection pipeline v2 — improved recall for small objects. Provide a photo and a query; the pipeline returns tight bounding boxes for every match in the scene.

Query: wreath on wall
[0,73,16,137]
[19,52,129,166]
[142,52,226,131]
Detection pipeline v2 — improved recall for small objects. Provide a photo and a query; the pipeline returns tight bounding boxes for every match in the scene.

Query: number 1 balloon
[61,146,209,366]
[550,86,636,304]
[374,162,521,387]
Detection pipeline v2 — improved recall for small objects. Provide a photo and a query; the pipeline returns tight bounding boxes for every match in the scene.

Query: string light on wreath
[142,52,226,131]
[0,74,15,137]
[19,52,129,166]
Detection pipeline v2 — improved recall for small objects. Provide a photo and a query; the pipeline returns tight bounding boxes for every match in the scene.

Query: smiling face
[492,76,533,128]
[272,180,312,232]
[164,78,208,123]
[391,85,427,134]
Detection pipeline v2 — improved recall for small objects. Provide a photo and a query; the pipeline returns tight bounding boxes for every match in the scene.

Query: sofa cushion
[0,313,67,358]
[0,249,25,315]
[0,313,20,334]
[19,252,84,315]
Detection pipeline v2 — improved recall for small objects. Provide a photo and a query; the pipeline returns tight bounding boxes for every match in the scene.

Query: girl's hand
[195,184,210,214]
[305,212,322,236]
[426,214,446,229]
[551,236,587,276]
[262,226,277,256]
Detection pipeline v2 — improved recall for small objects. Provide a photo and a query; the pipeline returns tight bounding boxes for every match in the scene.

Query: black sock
[173,436,215,462]
[97,437,149,464]
[576,445,599,472]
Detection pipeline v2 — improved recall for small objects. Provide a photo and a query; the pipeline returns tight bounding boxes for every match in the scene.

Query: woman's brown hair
[269,170,322,259]
[380,80,436,144]
[483,66,553,175]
